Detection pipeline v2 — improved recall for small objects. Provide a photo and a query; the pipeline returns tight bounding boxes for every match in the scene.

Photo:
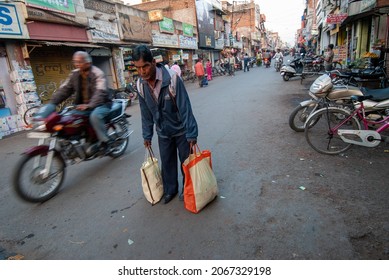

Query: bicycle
[23,90,74,126]
[182,70,196,83]
[304,94,389,155]
[23,90,50,126]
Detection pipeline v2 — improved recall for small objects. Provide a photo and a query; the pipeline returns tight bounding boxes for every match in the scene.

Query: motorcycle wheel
[13,151,66,203]
[289,103,319,132]
[107,123,130,158]
[282,74,290,81]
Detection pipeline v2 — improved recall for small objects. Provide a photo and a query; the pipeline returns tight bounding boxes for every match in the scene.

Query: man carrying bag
[133,45,198,205]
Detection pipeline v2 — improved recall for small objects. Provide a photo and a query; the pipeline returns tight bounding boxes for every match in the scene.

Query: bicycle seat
[360,87,389,102]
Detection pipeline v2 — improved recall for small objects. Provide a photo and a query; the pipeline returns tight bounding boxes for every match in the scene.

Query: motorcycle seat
[360,87,389,102]
[106,101,124,121]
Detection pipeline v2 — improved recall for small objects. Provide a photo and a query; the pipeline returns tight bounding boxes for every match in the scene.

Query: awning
[27,41,108,49]
[341,9,376,26]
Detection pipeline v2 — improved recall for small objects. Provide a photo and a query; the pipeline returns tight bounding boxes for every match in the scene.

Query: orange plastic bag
[182,145,218,213]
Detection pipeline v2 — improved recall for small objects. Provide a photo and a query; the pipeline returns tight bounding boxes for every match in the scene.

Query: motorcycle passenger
[49,51,113,152]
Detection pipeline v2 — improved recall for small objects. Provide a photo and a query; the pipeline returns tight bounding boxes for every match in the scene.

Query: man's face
[72,54,90,72]
[133,59,156,81]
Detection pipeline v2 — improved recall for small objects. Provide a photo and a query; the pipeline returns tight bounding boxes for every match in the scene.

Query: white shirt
[171,64,181,77]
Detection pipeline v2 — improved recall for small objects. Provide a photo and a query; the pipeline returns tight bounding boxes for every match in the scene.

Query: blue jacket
[138,65,198,141]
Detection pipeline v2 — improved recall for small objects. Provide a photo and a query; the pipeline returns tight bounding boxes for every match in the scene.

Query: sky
[257,0,306,46]
[123,0,306,46]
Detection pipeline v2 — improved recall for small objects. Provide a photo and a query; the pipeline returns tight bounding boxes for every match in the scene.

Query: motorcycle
[263,58,271,68]
[212,65,226,76]
[274,57,283,72]
[248,57,256,68]
[289,73,389,132]
[280,56,304,81]
[13,99,133,203]
[110,82,139,106]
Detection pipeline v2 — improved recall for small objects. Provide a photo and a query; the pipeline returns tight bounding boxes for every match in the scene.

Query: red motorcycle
[264,58,271,68]
[13,99,133,203]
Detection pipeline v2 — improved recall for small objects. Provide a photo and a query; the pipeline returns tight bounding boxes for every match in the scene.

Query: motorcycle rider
[273,49,284,69]
[48,51,113,152]
[263,50,271,67]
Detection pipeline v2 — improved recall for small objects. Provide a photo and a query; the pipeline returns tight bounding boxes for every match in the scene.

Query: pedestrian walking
[228,53,235,76]
[243,53,249,72]
[206,59,212,81]
[194,59,205,87]
[171,61,181,77]
[324,44,334,71]
[132,45,199,204]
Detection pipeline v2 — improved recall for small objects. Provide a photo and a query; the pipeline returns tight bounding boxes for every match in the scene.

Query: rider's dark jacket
[51,66,111,108]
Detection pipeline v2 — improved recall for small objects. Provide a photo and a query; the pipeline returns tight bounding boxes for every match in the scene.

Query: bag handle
[145,146,156,161]
[189,143,201,155]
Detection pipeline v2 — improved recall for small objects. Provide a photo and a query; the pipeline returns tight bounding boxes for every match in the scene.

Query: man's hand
[144,140,151,148]
[188,139,197,146]
[76,104,89,111]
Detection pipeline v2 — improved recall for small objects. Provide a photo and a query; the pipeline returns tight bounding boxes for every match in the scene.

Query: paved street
[0,60,388,260]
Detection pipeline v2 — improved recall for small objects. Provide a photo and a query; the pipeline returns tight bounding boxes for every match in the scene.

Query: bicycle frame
[327,101,389,147]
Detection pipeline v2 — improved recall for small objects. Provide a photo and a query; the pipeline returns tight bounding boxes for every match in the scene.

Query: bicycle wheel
[304,107,361,155]
[23,106,40,126]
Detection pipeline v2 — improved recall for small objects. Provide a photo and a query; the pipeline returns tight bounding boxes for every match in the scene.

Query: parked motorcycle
[343,60,388,89]
[13,99,133,203]
[289,74,363,132]
[110,82,139,106]
[289,73,389,132]
[280,56,304,81]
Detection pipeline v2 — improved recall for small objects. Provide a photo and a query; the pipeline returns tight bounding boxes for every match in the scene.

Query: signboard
[88,18,120,42]
[148,10,163,22]
[326,13,348,24]
[152,30,179,48]
[179,35,197,49]
[26,0,75,15]
[159,17,174,34]
[361,0,376,11]
[153,55,163,63]
[182,23,193,37]
[119,13,152,43]
[0,3,29,39]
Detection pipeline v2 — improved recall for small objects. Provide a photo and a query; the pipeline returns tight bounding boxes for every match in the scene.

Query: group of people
[46,45,199,205]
